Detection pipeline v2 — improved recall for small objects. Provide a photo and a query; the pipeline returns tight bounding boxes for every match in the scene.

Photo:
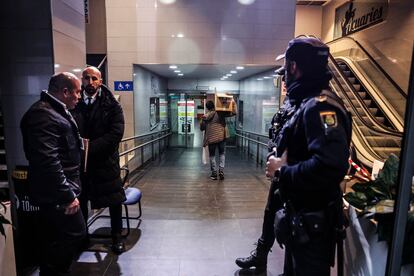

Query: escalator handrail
[329,65,403,138]
[328,55,402,136]
[335,57,403,131]
[326,36,406,98]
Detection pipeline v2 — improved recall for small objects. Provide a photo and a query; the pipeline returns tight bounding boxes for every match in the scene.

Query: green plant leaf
[344,192,367,210]
[376,154,399,189]
[351,182,373,193]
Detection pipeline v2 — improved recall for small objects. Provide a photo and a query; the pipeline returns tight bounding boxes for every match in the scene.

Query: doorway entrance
[168,92,206,148]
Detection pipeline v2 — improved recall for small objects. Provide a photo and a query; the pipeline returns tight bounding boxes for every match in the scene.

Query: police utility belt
[274,200,336,247]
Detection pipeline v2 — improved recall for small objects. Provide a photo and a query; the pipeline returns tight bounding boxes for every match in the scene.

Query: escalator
[324,37,406,167]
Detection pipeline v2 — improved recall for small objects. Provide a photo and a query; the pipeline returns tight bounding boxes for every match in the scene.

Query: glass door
[168,92,206,148]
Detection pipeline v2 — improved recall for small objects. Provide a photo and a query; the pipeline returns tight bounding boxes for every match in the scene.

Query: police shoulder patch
[315,95,327,103]
[320,111,337,128]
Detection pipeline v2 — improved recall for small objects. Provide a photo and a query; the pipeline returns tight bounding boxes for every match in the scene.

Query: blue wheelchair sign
[114,81,133,91]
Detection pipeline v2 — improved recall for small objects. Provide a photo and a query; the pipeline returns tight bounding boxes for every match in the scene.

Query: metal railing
[119,128,172,170]
[236,129,269,166]
[86,129,171,227]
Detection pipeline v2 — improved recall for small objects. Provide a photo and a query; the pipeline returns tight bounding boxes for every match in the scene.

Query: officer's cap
[274,67,285,76]
[275,37,329,65]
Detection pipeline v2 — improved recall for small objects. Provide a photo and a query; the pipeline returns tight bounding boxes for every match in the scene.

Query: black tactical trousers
[283,231,333,276]
[38,207,86,276]
[259,179,283,248]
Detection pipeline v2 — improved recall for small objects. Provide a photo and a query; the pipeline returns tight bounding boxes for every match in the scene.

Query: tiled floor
[73,147,286,276]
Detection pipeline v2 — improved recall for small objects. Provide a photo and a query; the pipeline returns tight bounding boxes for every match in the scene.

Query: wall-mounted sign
[334,0,388,39]
[178,101,194,134]
[84,0,90,24]
[150,97,160,130]
[114,81,133,91]
[262,100,277,135]
[159,98,168,129]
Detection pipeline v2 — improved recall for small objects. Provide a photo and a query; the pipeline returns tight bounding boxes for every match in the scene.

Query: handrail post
[123,142,128,167]
[158,133,161,163]
[151,134,155,161]
[256,137,259,166]
[141,146,144,167]
[247,133,250,158]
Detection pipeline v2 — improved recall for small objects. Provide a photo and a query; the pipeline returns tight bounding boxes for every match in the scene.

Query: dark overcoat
[21,91,82,207]
[71,85,126,209]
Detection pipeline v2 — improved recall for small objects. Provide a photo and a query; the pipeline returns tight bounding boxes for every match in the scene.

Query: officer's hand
[266,150,288,178]
[64,198,80,215]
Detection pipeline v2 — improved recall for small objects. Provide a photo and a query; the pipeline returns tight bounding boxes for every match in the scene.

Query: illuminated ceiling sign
[334,0,388,39]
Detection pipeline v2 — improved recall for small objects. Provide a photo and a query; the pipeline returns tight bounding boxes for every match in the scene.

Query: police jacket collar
[287,72,332,106]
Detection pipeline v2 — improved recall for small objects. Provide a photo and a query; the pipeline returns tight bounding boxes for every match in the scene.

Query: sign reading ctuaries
[334,0,388,39]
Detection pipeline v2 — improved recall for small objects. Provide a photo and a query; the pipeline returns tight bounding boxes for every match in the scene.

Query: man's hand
[64,198,80,215]
[266,150,288,178]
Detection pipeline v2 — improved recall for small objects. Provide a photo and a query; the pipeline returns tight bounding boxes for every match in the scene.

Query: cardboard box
[214,93,234,112]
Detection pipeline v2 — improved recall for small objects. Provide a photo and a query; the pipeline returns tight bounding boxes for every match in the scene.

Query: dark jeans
[38,206,86,276]
[208,140,225,172]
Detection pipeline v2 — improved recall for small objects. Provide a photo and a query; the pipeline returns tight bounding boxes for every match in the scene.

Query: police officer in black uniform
[266,38,352,275]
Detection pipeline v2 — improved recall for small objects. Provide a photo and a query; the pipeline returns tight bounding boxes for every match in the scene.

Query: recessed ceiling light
[263,76,270,79]
[257,78,263,81]
[236,66,244,70]
[226,74,232,77]
[230,70,237,74]
[178,73,184,76]
[177,33,184,38]
[272,74,277,77]
[169,65,177,69]
[54,64,60,68]
[72,68,82,72]
[133,73,136,76]
[174,70,181,73]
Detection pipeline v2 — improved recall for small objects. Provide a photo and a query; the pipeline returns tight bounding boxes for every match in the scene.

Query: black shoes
[210,171,218,180]
[111,234,125,255]
[211,170,224,180]
[235,252,267,271]
[219,170,224,180]
[235,241,269,271]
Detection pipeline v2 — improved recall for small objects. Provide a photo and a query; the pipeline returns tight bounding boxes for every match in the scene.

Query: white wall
[295,5,322,38]
[51,0,86,77]
[239,69,280,135]
[105,0,296,136]
[133,65,168,135]
[86,0,107,54]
